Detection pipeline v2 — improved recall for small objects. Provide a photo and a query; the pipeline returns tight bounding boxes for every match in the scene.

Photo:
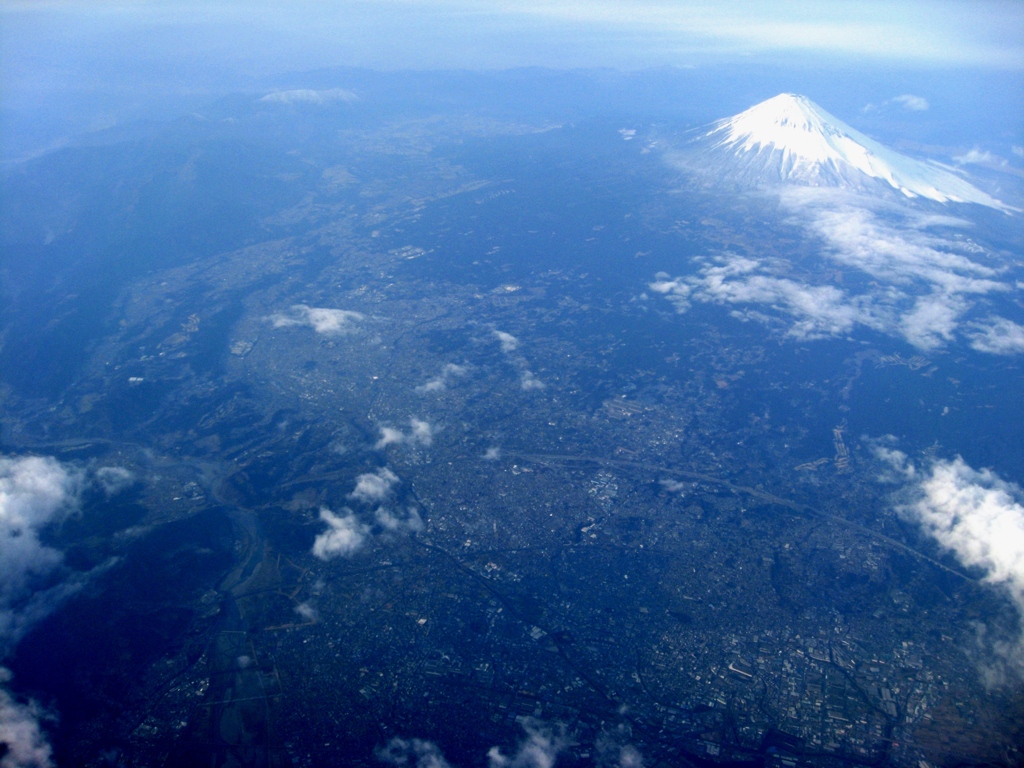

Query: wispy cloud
[416,363,468,393]
[487,718,572,768]
[375,506,424,534]
[892,94,929,111]
[0,455,94,768]
[874,446,1024,683]
[651,257,880,341]
[0,671,53,768]
[491,1,1024,68]
[375,419,435,449]
[268,305,364,335]
[377,737,453,767]
[651,189,1020,353]
[260,88,357,105]
[94,466,134,495]
[493,329,547,391]
[966,317,1024,355]
[954,147,1004,166]
[863,94,929,113]
[595,725,645,768]
[0,455,84,648]
[519,370,545,391]
[660,479,687,493]
[494,330,520,353]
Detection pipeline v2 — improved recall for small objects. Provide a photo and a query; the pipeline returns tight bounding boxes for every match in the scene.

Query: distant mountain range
[694,93,1011,211]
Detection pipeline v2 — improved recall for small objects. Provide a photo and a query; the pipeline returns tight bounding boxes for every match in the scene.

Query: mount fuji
[695,93,1010,211]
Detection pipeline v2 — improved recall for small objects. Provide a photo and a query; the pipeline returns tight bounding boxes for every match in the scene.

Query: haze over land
[1,2,1023,767]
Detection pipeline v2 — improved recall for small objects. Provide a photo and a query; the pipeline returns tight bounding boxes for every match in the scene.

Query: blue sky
[3,0,1023,75]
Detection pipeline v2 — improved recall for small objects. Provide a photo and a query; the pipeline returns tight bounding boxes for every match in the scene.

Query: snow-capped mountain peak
[702,93,1010,211]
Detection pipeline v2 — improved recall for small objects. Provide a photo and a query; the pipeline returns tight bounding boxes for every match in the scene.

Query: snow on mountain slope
[702,94,1011,211]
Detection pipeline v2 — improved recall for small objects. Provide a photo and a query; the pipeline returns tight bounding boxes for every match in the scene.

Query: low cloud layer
[874,446,1024,681]
[269,305,364,335]
[651,190,1021,353]
[260,88,357,105]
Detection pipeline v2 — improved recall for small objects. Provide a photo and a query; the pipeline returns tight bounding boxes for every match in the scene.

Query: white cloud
[375,506,424,534]
[862,94,929,113]
[0,456,83,647]
[494,330,520,353]
[416,363,468,393]
[375,427,406,449]
[0,671,52,768]
[966,317,1024,355]
[869,440,917,484]
[349,467,400,504]
[653,255,879,341]
[268,305,364,335]
[615,746,644,768]
[260,88,357,105]
[377,737,453,768]
[877,448,1024,681]
[907,458,1024,601]
[660,479,687,493]
[892,94,929,111]
[595,724,644,768]
[648,273,691,311]
[492,329,546,391]
[488,719,571,768]
[794,199,1001,293]
[94,466,134,496]
[652,190,1015,352]
[1013,146,1024,159]
[898,293,965,350]
[312,508,368,560]
[519,370,545,391]
[314,467,424,559]
[410,419,434,446]
[375,419,435,450]
[294,602,318,623]
[953,147,1003,165]
[0,456,81,768]
[483,447,502,461]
